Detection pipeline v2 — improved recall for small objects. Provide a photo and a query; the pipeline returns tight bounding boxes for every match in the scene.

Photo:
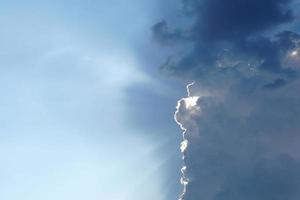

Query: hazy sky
[0,1,184,200]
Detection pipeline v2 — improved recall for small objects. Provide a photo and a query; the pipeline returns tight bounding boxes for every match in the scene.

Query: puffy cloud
[155,0,300,199]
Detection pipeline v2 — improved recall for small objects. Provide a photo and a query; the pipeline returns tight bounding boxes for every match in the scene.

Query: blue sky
[0,1,184,199]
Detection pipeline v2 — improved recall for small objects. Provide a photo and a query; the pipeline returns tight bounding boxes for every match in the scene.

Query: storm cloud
[153,0,300,88]
[154,0,300,199]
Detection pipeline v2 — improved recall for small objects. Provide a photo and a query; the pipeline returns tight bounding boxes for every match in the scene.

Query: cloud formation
[154,0,300,199]
[153,0,300,89]
[176,80,300,200]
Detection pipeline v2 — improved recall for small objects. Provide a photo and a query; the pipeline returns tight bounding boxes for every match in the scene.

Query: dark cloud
[214,156,300,200]
[189,0,294,40]
[153,0,300,88]
[155,0,300,199]
[176,80,300,200]
[264,78,287,89]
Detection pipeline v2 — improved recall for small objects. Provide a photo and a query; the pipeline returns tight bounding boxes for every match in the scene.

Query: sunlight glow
[180,140,188,153]
[174,82,201,200]
[290,50,299,57]
[184,96,199,109]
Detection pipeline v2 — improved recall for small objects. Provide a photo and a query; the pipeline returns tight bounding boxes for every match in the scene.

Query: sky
[2,1,300,200]
[0,1,185,200]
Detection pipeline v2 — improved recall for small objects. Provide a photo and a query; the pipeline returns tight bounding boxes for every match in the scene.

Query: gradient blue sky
[0,1,185,199]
